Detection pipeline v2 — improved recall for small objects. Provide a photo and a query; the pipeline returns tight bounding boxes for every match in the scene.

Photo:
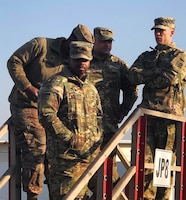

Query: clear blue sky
[1,0,186,135]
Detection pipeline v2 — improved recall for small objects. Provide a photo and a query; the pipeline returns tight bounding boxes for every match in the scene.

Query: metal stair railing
[1,107,186,199]
[0,117,21,200]
[63,108,186,200]
[0,118,14,191]
[63,108,142,200]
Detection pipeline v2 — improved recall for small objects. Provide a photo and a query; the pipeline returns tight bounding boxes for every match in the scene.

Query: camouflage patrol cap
[94,27,114,41]
[151,17,176,30]
[70,41,93,61]
[72,24,94,44]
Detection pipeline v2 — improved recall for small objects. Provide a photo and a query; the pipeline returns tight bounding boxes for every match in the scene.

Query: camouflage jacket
[38,66,103,158]
[88,53,138,133]
[129,42,186,116]
[7,37,68,108]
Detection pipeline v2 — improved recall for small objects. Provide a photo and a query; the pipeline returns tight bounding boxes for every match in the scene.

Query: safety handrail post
[179,122,186,199]
[8,124,21,200]
[96,157,113,200]
[134,116,146,200]
[102,157,113,200]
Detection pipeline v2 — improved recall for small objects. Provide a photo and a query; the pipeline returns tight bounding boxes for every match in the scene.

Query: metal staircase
[0,108,186,199]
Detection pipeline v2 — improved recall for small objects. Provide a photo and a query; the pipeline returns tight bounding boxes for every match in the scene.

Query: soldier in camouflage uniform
[128,17,186,200]
[7,25,94,200]
[88,27,138,199]
[38,41,103,200]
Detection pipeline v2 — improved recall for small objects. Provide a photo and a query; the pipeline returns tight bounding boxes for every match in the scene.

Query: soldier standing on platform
[7,25,94,200]
[38,41,103,199]
[128,17,186,200]
[88,27,138,199]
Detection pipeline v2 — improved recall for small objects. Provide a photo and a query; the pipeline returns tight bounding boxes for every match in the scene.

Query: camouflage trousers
[47,146,100,200]
[144,117,176,200]
[9,105,46,199]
